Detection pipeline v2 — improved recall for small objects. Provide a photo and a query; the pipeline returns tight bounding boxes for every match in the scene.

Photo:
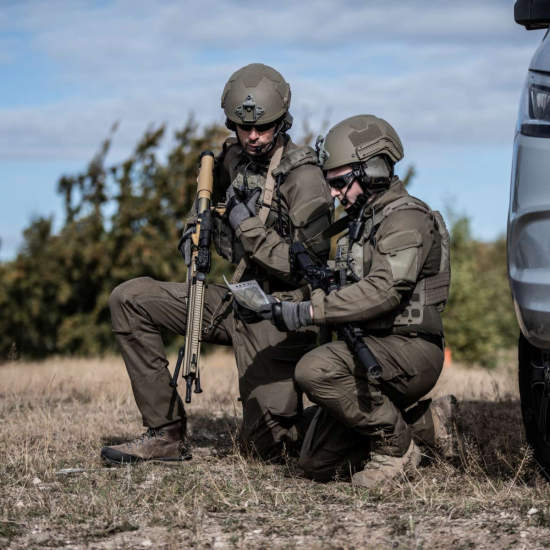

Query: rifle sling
[302,215,350,252]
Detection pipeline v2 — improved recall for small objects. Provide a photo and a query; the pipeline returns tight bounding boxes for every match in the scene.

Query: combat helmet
[221,63,293,133]
[316,115,403,203]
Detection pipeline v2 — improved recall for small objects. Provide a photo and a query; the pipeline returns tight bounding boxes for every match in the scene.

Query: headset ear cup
[225,118,236,132]
[359,164,371,190]
[282,112,293,132]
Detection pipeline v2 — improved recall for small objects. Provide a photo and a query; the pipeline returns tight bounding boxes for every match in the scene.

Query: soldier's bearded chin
[242,141,268,156]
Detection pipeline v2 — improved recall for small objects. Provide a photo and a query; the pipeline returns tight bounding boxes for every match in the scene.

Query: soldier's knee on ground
[300,443,370,483]
[240,400,304,461]
[239,422,286,462]
[299,455,334,482]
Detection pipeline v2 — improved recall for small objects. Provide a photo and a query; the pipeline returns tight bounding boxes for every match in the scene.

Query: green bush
[0,121,233,358]
[442,214,518,366]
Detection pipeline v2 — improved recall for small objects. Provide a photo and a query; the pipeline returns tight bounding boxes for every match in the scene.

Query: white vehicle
[509,0,550,473]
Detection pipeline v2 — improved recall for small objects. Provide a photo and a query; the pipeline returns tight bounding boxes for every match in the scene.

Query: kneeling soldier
[101,64,334,465]
[236,115,461,487]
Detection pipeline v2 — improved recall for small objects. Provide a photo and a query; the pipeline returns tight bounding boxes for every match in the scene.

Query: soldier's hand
[271,301,313,332]
[178,227,194,268]
[233,294,277,324]
[225,186,261,230]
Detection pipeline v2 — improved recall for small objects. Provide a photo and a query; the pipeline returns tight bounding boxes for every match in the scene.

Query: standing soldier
[238,115,460,486]
[101,64,334,464]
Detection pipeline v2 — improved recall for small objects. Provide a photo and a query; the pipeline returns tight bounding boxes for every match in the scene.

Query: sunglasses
[237,122,276,133]
[325,171,357,190]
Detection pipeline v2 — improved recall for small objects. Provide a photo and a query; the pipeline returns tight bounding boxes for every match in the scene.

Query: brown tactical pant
[295,335,444,481]
[108,277,318,460]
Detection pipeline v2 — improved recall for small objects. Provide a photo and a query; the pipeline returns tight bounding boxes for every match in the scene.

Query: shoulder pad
[272,146,317,178]
[216,137,240,164]
[382,196,431,218]
[361,195,432,244]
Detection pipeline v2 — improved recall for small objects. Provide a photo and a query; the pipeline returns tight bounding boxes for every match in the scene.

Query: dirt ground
[2,351,550,549]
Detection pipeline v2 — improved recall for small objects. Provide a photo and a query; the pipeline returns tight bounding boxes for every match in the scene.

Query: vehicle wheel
[518,332,550,475]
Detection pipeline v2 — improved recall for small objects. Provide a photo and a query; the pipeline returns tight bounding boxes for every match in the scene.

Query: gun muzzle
[197,151,215,214]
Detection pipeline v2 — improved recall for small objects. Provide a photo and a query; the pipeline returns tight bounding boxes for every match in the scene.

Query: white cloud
[0,0,543,161]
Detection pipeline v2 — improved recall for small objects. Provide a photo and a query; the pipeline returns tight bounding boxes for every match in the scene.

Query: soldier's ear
[225,118,236,132]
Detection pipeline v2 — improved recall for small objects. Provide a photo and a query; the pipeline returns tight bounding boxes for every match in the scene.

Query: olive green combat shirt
[282,179,444,337]
[188,135,334,287]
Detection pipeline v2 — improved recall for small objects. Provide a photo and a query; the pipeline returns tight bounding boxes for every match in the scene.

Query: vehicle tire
[518,332,550,476]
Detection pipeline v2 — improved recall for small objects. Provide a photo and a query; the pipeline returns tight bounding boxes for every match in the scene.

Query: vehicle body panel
[508,25,550,350]
[530,29,550,70]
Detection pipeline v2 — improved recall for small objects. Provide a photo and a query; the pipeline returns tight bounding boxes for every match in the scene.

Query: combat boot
[431,395,464,461]
[101,420,191,465]
[352,440,421,489]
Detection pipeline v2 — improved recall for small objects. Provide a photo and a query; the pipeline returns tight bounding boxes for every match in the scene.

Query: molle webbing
[382,198,450,324]
[425,211,450,311]
[325,194,450,329]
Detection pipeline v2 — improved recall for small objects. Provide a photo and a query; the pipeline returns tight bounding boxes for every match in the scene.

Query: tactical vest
[334,196,450,328]
[212,140,319,266]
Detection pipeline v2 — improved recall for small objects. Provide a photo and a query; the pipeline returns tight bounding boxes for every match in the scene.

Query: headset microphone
[339,178,356,206]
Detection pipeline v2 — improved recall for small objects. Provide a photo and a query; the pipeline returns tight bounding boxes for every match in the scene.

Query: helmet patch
[241,65,265,88]
[348,125,383,148]
[348,117,369,131]
[263,66,282,83]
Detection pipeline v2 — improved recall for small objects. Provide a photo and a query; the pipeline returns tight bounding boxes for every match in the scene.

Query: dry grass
[1,351,550,549]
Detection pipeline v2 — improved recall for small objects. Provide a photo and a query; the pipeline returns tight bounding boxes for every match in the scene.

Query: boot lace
[126,428,164,449]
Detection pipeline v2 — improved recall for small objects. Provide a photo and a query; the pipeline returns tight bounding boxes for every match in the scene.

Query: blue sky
[0,0,544,259]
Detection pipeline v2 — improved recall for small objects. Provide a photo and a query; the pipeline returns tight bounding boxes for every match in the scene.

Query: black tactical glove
[270,301,313,332]
[233,294,278,324]
[225,186,262,230]
[178,227,194,268]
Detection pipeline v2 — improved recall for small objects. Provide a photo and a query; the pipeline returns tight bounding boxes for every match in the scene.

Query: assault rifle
[170,151,216,403]
[289,241,382,379]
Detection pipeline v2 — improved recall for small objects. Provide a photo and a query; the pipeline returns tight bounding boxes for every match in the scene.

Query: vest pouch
[213,213,246,265]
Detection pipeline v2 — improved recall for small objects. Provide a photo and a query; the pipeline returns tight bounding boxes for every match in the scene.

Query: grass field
[2,351,550,549]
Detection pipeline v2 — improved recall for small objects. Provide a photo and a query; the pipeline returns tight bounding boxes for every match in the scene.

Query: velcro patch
[378,230,422,256]
[378,230,422,282]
